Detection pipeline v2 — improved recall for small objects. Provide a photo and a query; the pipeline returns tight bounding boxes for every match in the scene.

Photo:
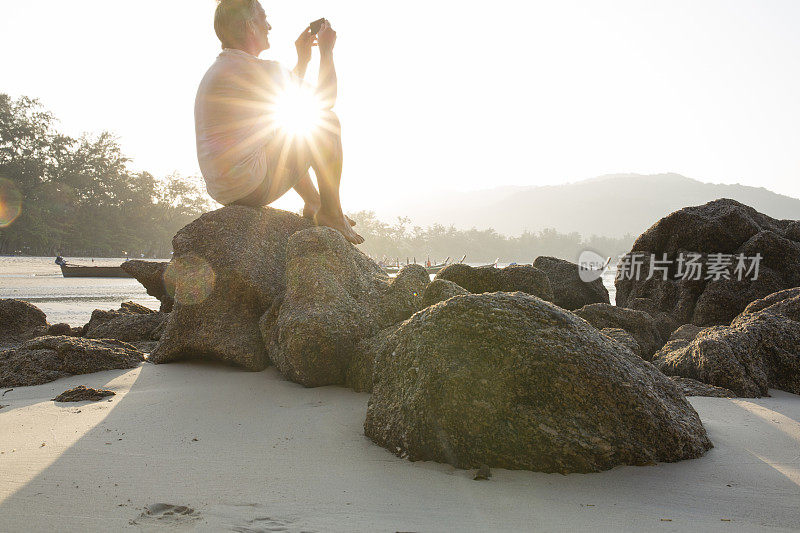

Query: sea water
[0,256,163,326]
[0,257,618,328]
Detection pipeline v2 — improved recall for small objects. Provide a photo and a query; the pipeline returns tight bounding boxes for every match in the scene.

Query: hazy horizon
[3,0,800,216]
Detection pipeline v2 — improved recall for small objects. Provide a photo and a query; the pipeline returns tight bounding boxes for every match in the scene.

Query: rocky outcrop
[616,199,800,327]
[0,299,48,347]
[532,256,609,310]
[420,279,469,308]
[267,228,430,388]
[600,328,641,355]
[365,292,712,474]
[434,264,553,302]
[84,306,167,353]
[151,206,312,371]
[652,288,800,397]
[53,385,115,402]
[47,323,82,337]
[0,336,145,388]
[669,377,736,398]
[574,303,664,360]
[121,260,173,312]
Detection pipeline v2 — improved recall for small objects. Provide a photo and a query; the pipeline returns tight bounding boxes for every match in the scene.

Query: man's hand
[295,28,316,66]
[318,21,336,55]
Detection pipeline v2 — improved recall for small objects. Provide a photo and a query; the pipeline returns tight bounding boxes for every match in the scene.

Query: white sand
[0,362,798,532]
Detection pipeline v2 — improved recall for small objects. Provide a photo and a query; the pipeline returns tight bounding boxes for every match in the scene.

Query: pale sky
[2,0,799,214]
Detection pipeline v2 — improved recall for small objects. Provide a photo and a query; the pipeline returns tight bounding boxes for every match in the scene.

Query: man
[195,0,363,244]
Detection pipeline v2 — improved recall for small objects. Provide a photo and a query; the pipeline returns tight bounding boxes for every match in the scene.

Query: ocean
[0,256,617,328]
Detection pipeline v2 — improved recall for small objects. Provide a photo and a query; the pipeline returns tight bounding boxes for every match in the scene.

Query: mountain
[374,173,800,237]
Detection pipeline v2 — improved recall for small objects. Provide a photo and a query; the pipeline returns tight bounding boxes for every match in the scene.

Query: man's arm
[293,29,314,80]
[317,22,338,109]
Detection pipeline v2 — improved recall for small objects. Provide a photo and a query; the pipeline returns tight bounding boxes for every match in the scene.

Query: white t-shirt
[194,49,295,205]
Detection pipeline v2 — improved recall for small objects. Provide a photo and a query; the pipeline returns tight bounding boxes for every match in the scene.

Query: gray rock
[532,256,609,310]
[151,206,312,371]
[669,377,736,398]
[652,288,800,397]
[625,297,682,340]
[434,263,553,301]
[0,336,145,388]
[121,260,173,312]
[670,324,704,343]
[84,310,167,344]
[421,279,469,308]
[47,323,76,337]
[0,299,48,347]
[600,328,641,355]
[574,303,664,360]
[616,199,800,327]
[268,228,429,388]
[365,292,712,474]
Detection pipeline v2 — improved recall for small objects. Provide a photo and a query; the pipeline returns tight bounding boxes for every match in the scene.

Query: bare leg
[294,171,355,226]
[306,112,363,244]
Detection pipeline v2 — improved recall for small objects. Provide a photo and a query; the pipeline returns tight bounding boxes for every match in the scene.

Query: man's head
[214,0,271,54]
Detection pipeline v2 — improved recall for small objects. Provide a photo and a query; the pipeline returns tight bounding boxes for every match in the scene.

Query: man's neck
[228,44,261,57]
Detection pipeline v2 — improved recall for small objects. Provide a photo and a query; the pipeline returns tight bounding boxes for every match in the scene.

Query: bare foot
[313,210,364,244]
[303,202,355,226]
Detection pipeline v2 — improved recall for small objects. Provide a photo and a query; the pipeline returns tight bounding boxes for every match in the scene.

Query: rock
[473,465,492,480]
[364,292,712,474]
[0,299,48,347]
[669,377,736,398]
[47,323,75,337]
[53,385,115,402]
[0,336,145,388]
[82,302,165,349]
[434,263,553,301]
[625,297,681,340]
[345,326,398,393]
[600,328,641,355]
[652,288,800,397]
[421,279,469,308]
[379,264,430,325]
[268,228,429,388]
[616,199,800,327]
[670,324,704,343]
[532,256,610,310]
[151,206,313,371]
[121,260,173,312]
[574,303,664,360]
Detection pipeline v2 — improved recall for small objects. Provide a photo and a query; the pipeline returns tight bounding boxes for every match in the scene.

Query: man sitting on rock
[195,0,363,244]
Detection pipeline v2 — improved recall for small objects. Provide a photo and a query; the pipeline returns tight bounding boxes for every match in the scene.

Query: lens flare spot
[0,177,22,228]
[272,84,325,137]
[163,254,216,306]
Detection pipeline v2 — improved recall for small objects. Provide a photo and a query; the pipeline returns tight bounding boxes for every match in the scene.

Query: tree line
[0,93,211,257]
[1,93,635,262]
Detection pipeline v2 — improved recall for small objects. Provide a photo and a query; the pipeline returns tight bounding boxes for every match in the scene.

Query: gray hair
[214,0,262,48]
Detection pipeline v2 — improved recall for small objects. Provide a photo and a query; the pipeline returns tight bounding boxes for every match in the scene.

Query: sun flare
[271,84,325,138]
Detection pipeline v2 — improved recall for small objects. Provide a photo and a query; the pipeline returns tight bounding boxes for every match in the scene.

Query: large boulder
[532,256,609,310]
[120,260,173,312]
[616,199,800,327]
[266,228,430,387]
[669,377,736,398]
[0,299,48,347]
[150,206,312,371]
[420,279,469,308]
[652,287,800,397]
[0,336,145,387]
[573,303,664,360]
[434,263,553,302]
[600,328,641,355]
[364,292,712,474]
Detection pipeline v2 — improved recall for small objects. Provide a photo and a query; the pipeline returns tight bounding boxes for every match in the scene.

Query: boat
[381,255,465,275]
[56,257,133,278]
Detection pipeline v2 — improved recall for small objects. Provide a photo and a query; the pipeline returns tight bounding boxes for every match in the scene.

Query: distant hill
[376,173,800,237]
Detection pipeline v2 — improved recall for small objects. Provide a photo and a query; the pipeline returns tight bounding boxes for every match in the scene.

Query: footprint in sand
[231,516,312,533]
[133,503,200,526]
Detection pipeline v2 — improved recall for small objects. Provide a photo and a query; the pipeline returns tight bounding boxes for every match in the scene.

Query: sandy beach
[0,361,798,532]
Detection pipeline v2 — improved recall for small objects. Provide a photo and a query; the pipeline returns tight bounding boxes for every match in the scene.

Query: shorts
[229,136,313,208]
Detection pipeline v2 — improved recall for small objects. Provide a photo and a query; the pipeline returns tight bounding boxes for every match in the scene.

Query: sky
[2,0,799,214]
